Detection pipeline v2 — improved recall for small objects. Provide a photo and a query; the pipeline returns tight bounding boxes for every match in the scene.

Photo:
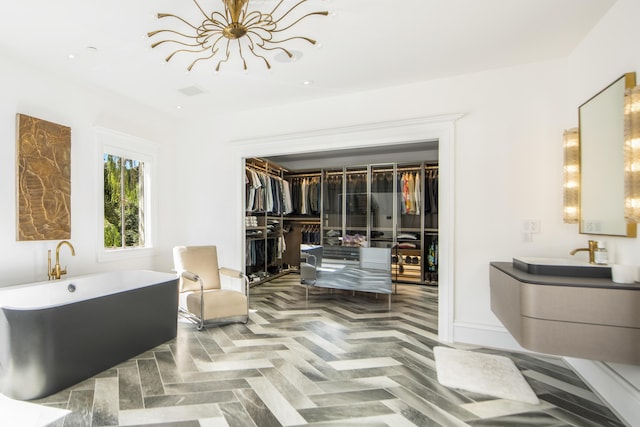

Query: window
[97,128,155,260]
[103,154,145,248]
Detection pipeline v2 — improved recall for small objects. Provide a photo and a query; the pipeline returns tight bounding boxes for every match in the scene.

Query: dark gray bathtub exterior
[0,274,178,400]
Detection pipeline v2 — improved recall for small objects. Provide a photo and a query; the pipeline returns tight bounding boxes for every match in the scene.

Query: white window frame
[96,127,156,262]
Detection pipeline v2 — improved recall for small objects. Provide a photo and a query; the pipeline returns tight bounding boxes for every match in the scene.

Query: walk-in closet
[244,141,439,286]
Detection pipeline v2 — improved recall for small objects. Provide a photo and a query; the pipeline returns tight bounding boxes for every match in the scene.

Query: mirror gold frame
[578,72,637,237]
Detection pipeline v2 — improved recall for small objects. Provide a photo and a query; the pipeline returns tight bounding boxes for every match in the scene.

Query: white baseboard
[565,358,640,427]
[453,321,639,427]
[452,321,528,352]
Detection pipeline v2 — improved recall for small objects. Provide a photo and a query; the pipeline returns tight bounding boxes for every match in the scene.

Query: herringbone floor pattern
[35,275,623,426]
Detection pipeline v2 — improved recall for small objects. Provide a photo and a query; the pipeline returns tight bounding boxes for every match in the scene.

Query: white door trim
[233,114,463,342]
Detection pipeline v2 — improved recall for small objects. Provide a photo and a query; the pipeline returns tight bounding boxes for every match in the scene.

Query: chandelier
[147,0,328,71]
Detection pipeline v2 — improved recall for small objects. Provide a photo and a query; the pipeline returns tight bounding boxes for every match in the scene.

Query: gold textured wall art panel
[16,114,71,241]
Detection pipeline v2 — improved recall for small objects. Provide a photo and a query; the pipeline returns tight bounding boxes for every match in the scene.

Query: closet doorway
[235,115,459,342]
[262,143,439,286]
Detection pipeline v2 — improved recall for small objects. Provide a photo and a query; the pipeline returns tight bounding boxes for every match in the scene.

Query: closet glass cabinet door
[395,167,423,283]
[344,168,368,246]
[371,165,394,248]
[323,170,343,246]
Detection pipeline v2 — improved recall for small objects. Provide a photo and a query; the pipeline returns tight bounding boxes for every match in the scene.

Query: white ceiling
[0,0,616,118]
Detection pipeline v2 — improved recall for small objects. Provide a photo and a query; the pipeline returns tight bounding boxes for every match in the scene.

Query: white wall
[0,48,180,287]
[179,57,580,327]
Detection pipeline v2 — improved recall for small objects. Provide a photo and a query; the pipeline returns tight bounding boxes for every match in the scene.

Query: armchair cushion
[183,289,248,320]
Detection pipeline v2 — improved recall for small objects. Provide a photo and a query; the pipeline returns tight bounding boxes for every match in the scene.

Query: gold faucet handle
[47,249,52,280]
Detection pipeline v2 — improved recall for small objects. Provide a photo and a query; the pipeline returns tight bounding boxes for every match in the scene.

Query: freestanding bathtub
[0,270,178,400]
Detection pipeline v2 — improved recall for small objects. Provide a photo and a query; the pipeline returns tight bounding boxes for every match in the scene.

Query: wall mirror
[579,72,636,237]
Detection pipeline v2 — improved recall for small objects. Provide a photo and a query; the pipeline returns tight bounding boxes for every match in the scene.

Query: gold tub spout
[569,239,597,264]
[48,240,76,280]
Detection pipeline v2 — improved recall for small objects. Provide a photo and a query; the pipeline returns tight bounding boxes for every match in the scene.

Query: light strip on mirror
[563,128,580,224]
[624,85,640,222]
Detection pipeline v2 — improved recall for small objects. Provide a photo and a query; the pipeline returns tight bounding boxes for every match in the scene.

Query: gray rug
[434,346,540,405]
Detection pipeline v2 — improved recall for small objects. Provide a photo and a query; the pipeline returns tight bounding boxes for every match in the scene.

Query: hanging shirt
[402,173,410,214]
[407,172,416,214]
[414,172,421,215]
[282,179,293,214]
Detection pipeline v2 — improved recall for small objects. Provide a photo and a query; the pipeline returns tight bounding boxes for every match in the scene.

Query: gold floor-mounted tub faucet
[48,240,76,280]
[569,239,598,264]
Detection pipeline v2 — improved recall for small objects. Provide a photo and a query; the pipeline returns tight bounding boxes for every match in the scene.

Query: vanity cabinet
[490,262,640,365]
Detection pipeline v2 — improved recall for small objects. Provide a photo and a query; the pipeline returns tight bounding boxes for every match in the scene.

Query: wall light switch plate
[530,220,541,233]
[522,219,541,234]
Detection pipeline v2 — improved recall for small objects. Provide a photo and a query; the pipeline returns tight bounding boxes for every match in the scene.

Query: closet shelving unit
[392,163,439,285]
[245,158,289,286]
[280,171,322,270]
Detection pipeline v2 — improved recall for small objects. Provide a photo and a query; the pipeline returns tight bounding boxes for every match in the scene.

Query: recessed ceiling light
[67,53,75,60]
[303,80,314,86]
[176,105,182,110]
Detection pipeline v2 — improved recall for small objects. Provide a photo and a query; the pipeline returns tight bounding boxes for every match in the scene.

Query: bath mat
[0,393,70,426]
[433,346,539,405]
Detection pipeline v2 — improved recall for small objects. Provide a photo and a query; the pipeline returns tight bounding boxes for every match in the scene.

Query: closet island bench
[300,245,393,308]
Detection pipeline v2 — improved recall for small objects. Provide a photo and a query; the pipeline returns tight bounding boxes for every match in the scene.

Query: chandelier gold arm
[167,46,211,63]
[215,40,234,71]
[243,11,275,29]
[187,51,218,71]
[254,43,293,59]
[191,0,216,20]
[244,35,272,69]
[271,11,329,33]
[155,13,200,31]
[152,39,203,50]
[264,36,317,45]
[270,0,322,26]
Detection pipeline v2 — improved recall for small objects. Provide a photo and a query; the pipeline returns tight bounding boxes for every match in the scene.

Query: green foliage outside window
[103,154,145,248]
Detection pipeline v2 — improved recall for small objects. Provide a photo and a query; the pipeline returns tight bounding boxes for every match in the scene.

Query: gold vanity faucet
[569,239,598,264]
[48,240,76,280]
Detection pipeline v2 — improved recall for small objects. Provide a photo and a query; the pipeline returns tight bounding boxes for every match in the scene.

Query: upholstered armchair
[172,245,249,330]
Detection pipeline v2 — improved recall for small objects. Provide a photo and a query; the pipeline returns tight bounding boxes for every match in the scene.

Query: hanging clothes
[245,166,292,215]
[245,168,263,212]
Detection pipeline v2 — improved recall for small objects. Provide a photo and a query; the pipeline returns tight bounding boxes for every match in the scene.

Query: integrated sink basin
[513,257,612,278]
